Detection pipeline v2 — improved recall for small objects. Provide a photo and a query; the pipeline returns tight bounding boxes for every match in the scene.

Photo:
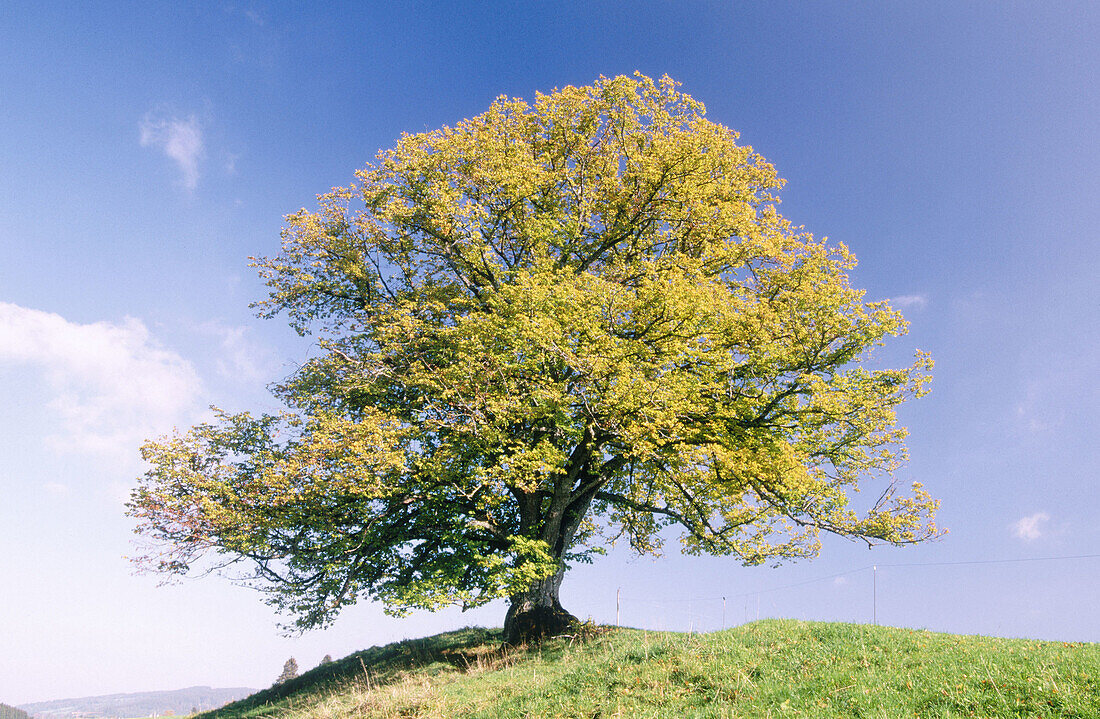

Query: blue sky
[2,1,1098,704]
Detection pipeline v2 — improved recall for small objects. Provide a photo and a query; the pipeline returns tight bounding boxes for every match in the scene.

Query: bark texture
[502,567,578,644]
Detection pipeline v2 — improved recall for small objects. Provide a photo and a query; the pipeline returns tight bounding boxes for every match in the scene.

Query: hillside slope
[204,620,1100,718]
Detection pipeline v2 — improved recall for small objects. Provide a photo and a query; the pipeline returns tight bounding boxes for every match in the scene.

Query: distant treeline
[0,704,30,719]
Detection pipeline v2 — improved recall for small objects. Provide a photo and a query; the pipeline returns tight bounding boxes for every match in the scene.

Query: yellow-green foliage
[129,74,939,631]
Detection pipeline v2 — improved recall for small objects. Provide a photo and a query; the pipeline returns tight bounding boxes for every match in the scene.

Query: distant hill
[1,703,31,719]
[18,687,255,718]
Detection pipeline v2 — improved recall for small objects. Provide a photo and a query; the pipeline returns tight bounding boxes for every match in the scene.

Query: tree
[277,657,298,684]
[127,73,940,644]
[0,704,30,719]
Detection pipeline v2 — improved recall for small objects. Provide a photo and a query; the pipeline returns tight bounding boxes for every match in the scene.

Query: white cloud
[0,302,204,460]
[889,294,929,310]
[194,320,275,383]
[140,113,204,190]
[833,576,848,586]
[1012,512,1050,541]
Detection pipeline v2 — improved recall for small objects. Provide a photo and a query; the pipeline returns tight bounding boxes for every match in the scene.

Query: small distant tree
[320,654,333,665]
[0,704,30,719]
[276,657,299,684]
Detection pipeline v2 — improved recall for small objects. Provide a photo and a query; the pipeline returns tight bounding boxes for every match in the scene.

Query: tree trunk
[503,463,600,644]
[502,564,578,644]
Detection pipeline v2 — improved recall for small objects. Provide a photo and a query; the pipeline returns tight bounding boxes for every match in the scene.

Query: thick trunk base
[503,599,578,645]
[503,567,577,644]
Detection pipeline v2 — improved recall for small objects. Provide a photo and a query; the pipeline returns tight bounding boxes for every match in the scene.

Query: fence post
[616,587,621,627]
[873,565,877,625]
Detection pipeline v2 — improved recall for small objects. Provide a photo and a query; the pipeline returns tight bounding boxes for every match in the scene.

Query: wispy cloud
[890,294,929,310]
[140,113,204,190]
[1013,378,1066,433]
[1012,512,1050,541]
[224,2,265,26]
[44,482,69,498]
[0,302,204,461]
[194,320,276,383]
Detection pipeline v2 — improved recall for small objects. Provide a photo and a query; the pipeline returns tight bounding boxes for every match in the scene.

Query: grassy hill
[202,619,1099,718]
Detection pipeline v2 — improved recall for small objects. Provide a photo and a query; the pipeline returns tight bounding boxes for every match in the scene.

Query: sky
[2,0,1098,705]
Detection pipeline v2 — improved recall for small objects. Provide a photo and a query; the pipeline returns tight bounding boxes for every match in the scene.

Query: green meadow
[201,619,1099,718]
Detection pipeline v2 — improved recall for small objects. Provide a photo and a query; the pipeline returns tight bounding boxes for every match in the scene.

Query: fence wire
[609,553,1100,641]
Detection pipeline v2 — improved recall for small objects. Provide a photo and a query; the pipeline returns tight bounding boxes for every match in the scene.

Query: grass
[201,619,1100,718]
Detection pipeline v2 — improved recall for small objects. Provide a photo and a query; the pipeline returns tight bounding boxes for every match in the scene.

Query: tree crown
[128,73,939,633]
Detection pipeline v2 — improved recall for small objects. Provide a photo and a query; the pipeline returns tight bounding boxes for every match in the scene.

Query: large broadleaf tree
[128,74,940,643]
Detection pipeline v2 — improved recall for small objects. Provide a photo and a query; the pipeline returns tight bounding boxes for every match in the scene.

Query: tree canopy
[128,73,939,642]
